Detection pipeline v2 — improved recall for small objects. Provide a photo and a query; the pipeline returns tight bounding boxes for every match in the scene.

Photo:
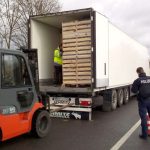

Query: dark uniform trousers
[54,65,62,84]
[138,98,150,137]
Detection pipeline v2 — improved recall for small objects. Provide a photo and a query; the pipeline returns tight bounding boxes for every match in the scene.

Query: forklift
[0,48,50,141]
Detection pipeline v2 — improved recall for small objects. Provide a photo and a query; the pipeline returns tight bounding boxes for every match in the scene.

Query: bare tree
[0,0,22,48]
[0,0,61,49]
[15,0,61,48]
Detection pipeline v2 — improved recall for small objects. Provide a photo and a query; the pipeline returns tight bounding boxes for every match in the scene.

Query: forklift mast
[22,49,39,92]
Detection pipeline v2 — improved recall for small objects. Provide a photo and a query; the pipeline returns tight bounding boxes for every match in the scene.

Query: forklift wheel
[32,110,51,138]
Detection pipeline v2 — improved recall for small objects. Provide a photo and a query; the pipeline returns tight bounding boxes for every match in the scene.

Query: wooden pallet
[62,19,92,86]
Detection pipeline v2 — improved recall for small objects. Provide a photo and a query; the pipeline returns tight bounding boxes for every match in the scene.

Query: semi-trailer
[29,8,150,120]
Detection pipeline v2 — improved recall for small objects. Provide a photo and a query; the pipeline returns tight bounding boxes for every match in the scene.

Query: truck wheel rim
[119,90,123,105]
[112,91,117,109]
[124,89,129,102]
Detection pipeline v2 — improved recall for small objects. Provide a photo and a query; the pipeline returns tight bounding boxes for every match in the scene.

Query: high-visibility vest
[54,48,62,65]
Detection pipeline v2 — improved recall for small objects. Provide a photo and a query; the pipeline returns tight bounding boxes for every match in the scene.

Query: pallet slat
[63,63,91,68]
[63,76,91,80]
[63,32,91,39]
[63,67,91,72]
[63,41,91,47]
[63,37,91,43]
[63,72,91,76]
[63,50,91,55]
[63,80,91,84]
[62,20,91,27]
[77,63,91,67]
[63,29,91,35]
[63,59,91,64]
[63,54,91,59]
[63,46,91,51]
[62,24,91,31]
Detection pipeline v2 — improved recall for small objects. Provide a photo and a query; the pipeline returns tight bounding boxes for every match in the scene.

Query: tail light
[79,100,91,107]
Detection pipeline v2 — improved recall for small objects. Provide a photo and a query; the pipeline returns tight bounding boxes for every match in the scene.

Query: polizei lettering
[50,112,70,119]
[141,79,150,84]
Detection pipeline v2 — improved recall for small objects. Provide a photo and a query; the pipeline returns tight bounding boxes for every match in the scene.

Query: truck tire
[111,90,118,110]
[123,88,129,104]
[32,110,51,138]
[117,89,124,107]
[102,89,117,111]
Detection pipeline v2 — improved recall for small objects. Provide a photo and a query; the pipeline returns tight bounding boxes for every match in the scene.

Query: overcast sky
[59,0,150,52]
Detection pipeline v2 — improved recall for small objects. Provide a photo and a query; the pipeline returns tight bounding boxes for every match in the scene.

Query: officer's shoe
[139,134,147,140]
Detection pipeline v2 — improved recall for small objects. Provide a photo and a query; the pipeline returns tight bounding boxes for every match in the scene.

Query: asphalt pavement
[0,97,150,150]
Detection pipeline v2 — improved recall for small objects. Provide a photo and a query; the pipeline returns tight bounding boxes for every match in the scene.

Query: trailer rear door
[94,11,109,88]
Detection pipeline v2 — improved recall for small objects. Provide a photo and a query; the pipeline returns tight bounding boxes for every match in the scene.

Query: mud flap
[50,111,91,120]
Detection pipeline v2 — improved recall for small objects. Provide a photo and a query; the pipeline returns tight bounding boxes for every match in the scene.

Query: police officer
[131,67,150,139]
[54,44,62,85]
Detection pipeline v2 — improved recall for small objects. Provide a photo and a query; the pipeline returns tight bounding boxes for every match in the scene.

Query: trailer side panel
[108,23,150,87]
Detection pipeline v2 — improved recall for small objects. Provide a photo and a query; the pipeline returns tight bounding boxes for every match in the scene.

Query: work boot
[139,134,147,140]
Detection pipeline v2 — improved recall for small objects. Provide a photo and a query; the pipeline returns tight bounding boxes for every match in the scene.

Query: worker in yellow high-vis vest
[54,44,62,84]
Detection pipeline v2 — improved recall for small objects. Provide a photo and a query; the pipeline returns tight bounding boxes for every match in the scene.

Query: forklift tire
[32,110,50,138]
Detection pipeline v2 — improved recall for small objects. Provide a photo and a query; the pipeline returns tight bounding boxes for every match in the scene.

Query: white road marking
[110,120,141,150]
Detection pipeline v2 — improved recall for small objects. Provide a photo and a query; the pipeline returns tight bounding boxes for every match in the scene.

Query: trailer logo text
[50,112,70,119]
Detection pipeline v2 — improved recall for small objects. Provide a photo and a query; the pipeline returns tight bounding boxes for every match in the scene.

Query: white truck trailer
[29,8,150,120]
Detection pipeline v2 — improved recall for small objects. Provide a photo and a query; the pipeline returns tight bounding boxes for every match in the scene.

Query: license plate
[50,97,74,105]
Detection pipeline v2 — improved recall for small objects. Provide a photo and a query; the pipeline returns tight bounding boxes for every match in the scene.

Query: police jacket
[131,73,150,101]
